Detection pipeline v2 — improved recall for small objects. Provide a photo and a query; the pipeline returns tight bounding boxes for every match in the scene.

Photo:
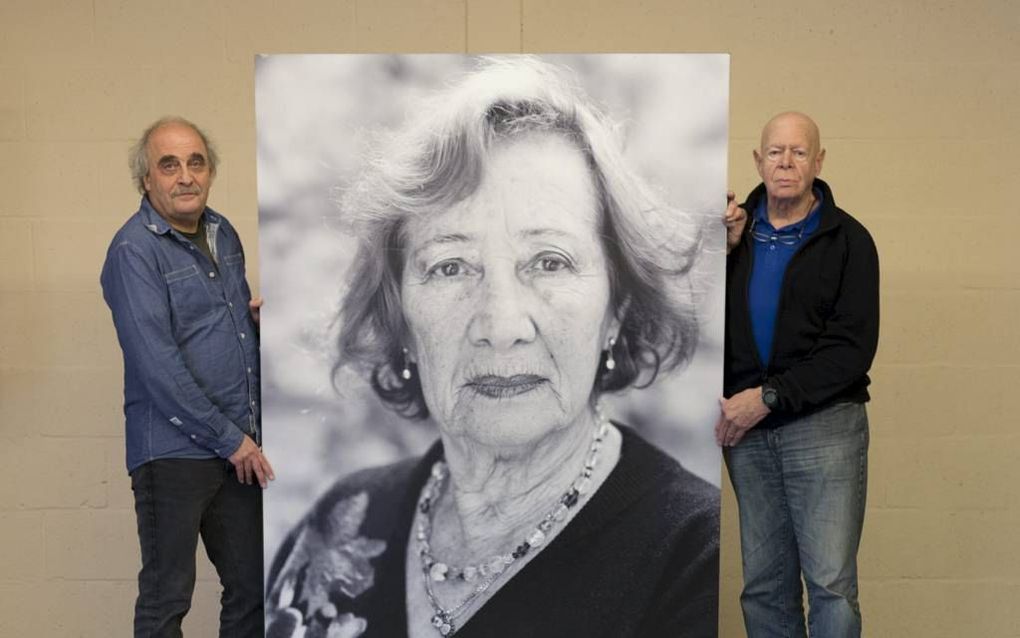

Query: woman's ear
[609,295,631,336]
[398,318,417,363]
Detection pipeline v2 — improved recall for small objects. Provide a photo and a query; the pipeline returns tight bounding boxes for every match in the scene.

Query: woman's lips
[466,374,547,398]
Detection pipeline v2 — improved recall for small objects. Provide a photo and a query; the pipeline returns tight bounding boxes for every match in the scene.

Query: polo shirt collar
[754,187,823,233]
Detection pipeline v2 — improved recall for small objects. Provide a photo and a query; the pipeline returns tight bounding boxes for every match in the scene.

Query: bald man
[718,112,879,638]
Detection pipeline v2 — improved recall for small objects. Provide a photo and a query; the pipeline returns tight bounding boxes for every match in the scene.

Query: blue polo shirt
[748,190,822,366]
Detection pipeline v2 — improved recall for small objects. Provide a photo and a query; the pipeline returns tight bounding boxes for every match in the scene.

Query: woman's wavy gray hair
[336,57,701,419]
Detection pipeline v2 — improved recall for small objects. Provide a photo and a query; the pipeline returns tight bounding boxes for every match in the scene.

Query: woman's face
[401,132,620,449]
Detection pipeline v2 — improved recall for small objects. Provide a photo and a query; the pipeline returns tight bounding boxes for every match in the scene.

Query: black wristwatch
[761,383,779,410]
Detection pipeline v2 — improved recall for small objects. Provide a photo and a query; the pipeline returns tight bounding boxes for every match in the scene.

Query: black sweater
[724,178,880,429]
[267,426,720,637]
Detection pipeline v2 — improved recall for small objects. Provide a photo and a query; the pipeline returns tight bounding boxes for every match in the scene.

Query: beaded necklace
[415,412,610,636]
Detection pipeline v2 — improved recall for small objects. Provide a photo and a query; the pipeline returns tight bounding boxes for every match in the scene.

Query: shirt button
[208,272,216,278]
[190,434,196,440]
[247,367,252,373]
[228,302,234,308]
[251,400,256,407]
[239,332,246,339]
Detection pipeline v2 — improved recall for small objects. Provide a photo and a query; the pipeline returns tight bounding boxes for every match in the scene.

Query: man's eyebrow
[157,155,180,164]
[188,153,207,162]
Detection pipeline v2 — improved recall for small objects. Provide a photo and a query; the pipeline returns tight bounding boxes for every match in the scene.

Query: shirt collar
[139,196,219,235]
[754,187,823,233]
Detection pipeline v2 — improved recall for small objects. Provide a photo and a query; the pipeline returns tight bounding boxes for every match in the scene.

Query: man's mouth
[465,374,547,399]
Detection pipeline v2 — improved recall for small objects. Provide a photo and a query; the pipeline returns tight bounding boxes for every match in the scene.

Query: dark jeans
[131,458,264,638]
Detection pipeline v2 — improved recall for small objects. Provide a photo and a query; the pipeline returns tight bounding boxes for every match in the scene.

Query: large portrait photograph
[256,54,728,638]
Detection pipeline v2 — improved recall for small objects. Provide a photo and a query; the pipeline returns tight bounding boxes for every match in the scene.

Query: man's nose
[467,268,537,350]
[779,148,794,167]
[177,167,195,184]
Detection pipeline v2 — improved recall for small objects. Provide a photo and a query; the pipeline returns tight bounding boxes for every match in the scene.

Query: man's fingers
[715,416,728,445]
[715,398,730,445]
[726,206,747,225]
[237,460,252,485]
[718,422,737,447]
[251,458,267,489]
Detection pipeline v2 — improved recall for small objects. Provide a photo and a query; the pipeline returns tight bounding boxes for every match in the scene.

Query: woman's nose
[467,267,537,350]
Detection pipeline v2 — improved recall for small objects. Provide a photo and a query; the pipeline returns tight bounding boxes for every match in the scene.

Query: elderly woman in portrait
[266,58,719,638]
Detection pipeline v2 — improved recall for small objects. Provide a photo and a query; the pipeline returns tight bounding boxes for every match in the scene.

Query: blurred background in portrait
[255,54,729,562]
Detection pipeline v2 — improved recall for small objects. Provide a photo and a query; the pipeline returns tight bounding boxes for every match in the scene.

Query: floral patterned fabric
[267,492,386,638]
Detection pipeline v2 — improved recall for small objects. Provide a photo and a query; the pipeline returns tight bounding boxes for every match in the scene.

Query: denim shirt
[101,197,261,472]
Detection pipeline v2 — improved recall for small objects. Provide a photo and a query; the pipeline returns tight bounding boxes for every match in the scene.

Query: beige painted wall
[0,1,1016,636]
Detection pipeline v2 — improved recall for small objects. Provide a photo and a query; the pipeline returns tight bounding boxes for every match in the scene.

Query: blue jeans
[131,458,264,637]
[725,402,869,638]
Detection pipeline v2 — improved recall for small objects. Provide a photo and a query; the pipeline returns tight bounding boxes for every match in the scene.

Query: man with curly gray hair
[102,116,273,637]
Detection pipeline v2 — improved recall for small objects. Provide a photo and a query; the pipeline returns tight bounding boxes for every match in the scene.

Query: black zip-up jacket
[724,178,879,429]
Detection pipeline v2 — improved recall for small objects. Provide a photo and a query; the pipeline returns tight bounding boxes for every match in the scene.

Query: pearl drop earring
[605,337,616,371]
[401,347,413,380]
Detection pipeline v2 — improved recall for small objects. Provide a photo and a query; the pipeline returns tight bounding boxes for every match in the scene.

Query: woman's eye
[532,253,573,274]
[426,259,468,279]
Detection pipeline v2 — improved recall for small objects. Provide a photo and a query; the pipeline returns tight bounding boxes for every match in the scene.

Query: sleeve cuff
[215,422,246,459]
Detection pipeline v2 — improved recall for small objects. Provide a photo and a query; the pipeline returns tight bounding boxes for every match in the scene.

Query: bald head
[760,111,821,154]
[754,112,825,210]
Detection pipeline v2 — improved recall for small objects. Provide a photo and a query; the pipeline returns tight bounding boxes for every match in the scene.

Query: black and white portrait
[256,54,728,638]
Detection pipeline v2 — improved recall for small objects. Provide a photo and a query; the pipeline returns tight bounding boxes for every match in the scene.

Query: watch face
[763,388,778,409]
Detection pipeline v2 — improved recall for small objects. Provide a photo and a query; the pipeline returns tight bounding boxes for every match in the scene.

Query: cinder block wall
[0,1,1016,636]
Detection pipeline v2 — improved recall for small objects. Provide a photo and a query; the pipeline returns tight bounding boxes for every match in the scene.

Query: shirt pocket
[164,263,217,327]
[221,252,244,279]
[220,252,249,298]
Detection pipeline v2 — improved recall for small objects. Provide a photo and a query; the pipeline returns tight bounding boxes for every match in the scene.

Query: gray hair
[128,116,219,194]
[336,57,701,419]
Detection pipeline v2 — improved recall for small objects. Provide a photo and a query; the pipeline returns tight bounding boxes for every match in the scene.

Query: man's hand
[716,387,770,447]
[249,297,263,327]
[724,191,747,254]
[228,435,275,488]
